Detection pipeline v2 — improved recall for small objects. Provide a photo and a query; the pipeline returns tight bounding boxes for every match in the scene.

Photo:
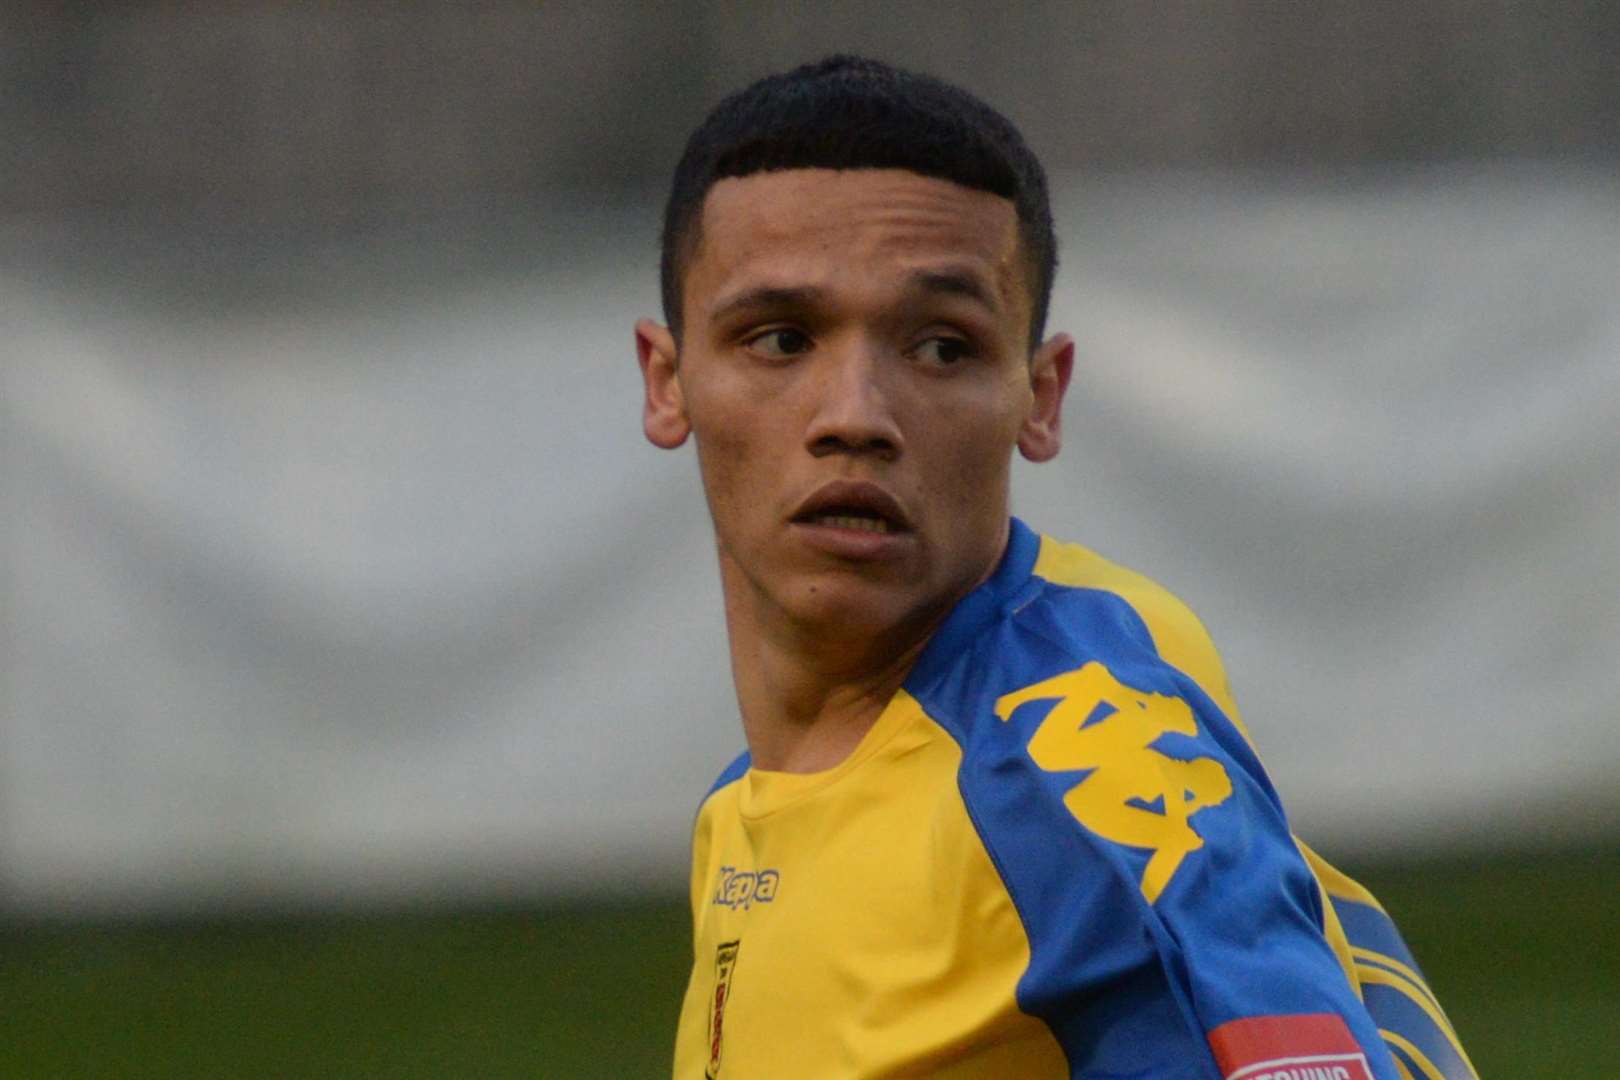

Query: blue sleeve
[919,590,1403,1079]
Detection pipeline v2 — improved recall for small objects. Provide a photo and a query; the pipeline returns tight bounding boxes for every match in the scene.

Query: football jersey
[674,518,1476,1079]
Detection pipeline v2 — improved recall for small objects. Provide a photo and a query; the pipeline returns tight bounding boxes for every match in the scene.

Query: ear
[636,318,690,449]
[1017,332,1073,463]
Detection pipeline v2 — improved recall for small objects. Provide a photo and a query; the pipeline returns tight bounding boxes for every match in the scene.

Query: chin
[783,574,935,642]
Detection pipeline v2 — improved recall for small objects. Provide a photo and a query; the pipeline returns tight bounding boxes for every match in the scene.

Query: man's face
[637,168,1071,649]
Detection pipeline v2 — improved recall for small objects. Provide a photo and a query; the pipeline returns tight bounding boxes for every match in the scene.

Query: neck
[718,567,946,775]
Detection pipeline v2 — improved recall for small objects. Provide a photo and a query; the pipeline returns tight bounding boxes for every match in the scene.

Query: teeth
[815,513,890,533]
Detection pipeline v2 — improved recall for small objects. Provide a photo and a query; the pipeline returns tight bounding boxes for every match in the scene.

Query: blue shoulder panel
[904,519,1401,1078]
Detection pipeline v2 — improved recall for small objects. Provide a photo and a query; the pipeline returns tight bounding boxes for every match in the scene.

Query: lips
[790,480,912,535]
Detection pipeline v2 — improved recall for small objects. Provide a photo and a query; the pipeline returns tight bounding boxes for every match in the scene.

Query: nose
[803,338,903,461]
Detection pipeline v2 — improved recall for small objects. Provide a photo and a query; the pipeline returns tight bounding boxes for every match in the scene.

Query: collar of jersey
[737,687,935,818]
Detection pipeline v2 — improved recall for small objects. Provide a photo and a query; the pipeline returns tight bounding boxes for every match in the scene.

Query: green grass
[2,901,691,1079]
[2,847,1614,1077]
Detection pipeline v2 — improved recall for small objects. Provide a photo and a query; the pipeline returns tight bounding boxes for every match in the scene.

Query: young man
[637,56,1476,1080]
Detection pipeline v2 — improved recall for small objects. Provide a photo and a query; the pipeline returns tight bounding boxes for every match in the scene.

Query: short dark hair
[660,55,1056,348]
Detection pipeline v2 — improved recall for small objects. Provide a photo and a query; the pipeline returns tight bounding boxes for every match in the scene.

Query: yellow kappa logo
[995,662,1233,903]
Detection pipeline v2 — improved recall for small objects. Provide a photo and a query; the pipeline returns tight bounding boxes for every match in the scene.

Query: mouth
[790,481,911,537]
[799,509,895,533]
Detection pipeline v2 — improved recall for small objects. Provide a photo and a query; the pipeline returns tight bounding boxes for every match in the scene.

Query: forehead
[685,168,1026,322]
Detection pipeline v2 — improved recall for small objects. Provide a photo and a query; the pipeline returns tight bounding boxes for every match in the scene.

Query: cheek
[690,406,778,541]
[918,398,1023,511]
[932,384,1025,463]
[686,365,807,489]
[921,423,1017,508]
[958,438,1017,498]
[693,432,747,513]
[685,379,748,476]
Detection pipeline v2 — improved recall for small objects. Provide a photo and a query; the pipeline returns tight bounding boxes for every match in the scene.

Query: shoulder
[1026,532,1247,734]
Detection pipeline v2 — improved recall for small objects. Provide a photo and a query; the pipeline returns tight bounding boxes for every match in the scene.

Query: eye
[912,335,975,367]
[745,327,813,359]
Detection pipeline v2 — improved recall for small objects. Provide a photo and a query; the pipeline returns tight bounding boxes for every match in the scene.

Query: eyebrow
[705,268,1001,326]
[907,268,999,312]
[708,285,826,325]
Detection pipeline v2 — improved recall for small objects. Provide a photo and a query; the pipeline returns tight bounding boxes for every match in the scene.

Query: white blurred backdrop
[4,5,1617,915]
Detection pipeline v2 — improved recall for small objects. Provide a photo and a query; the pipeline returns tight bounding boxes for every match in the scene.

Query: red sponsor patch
[1208,1013,1373,1080]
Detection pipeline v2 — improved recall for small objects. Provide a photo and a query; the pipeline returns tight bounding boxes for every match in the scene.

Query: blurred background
[4,3,1617,1076]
